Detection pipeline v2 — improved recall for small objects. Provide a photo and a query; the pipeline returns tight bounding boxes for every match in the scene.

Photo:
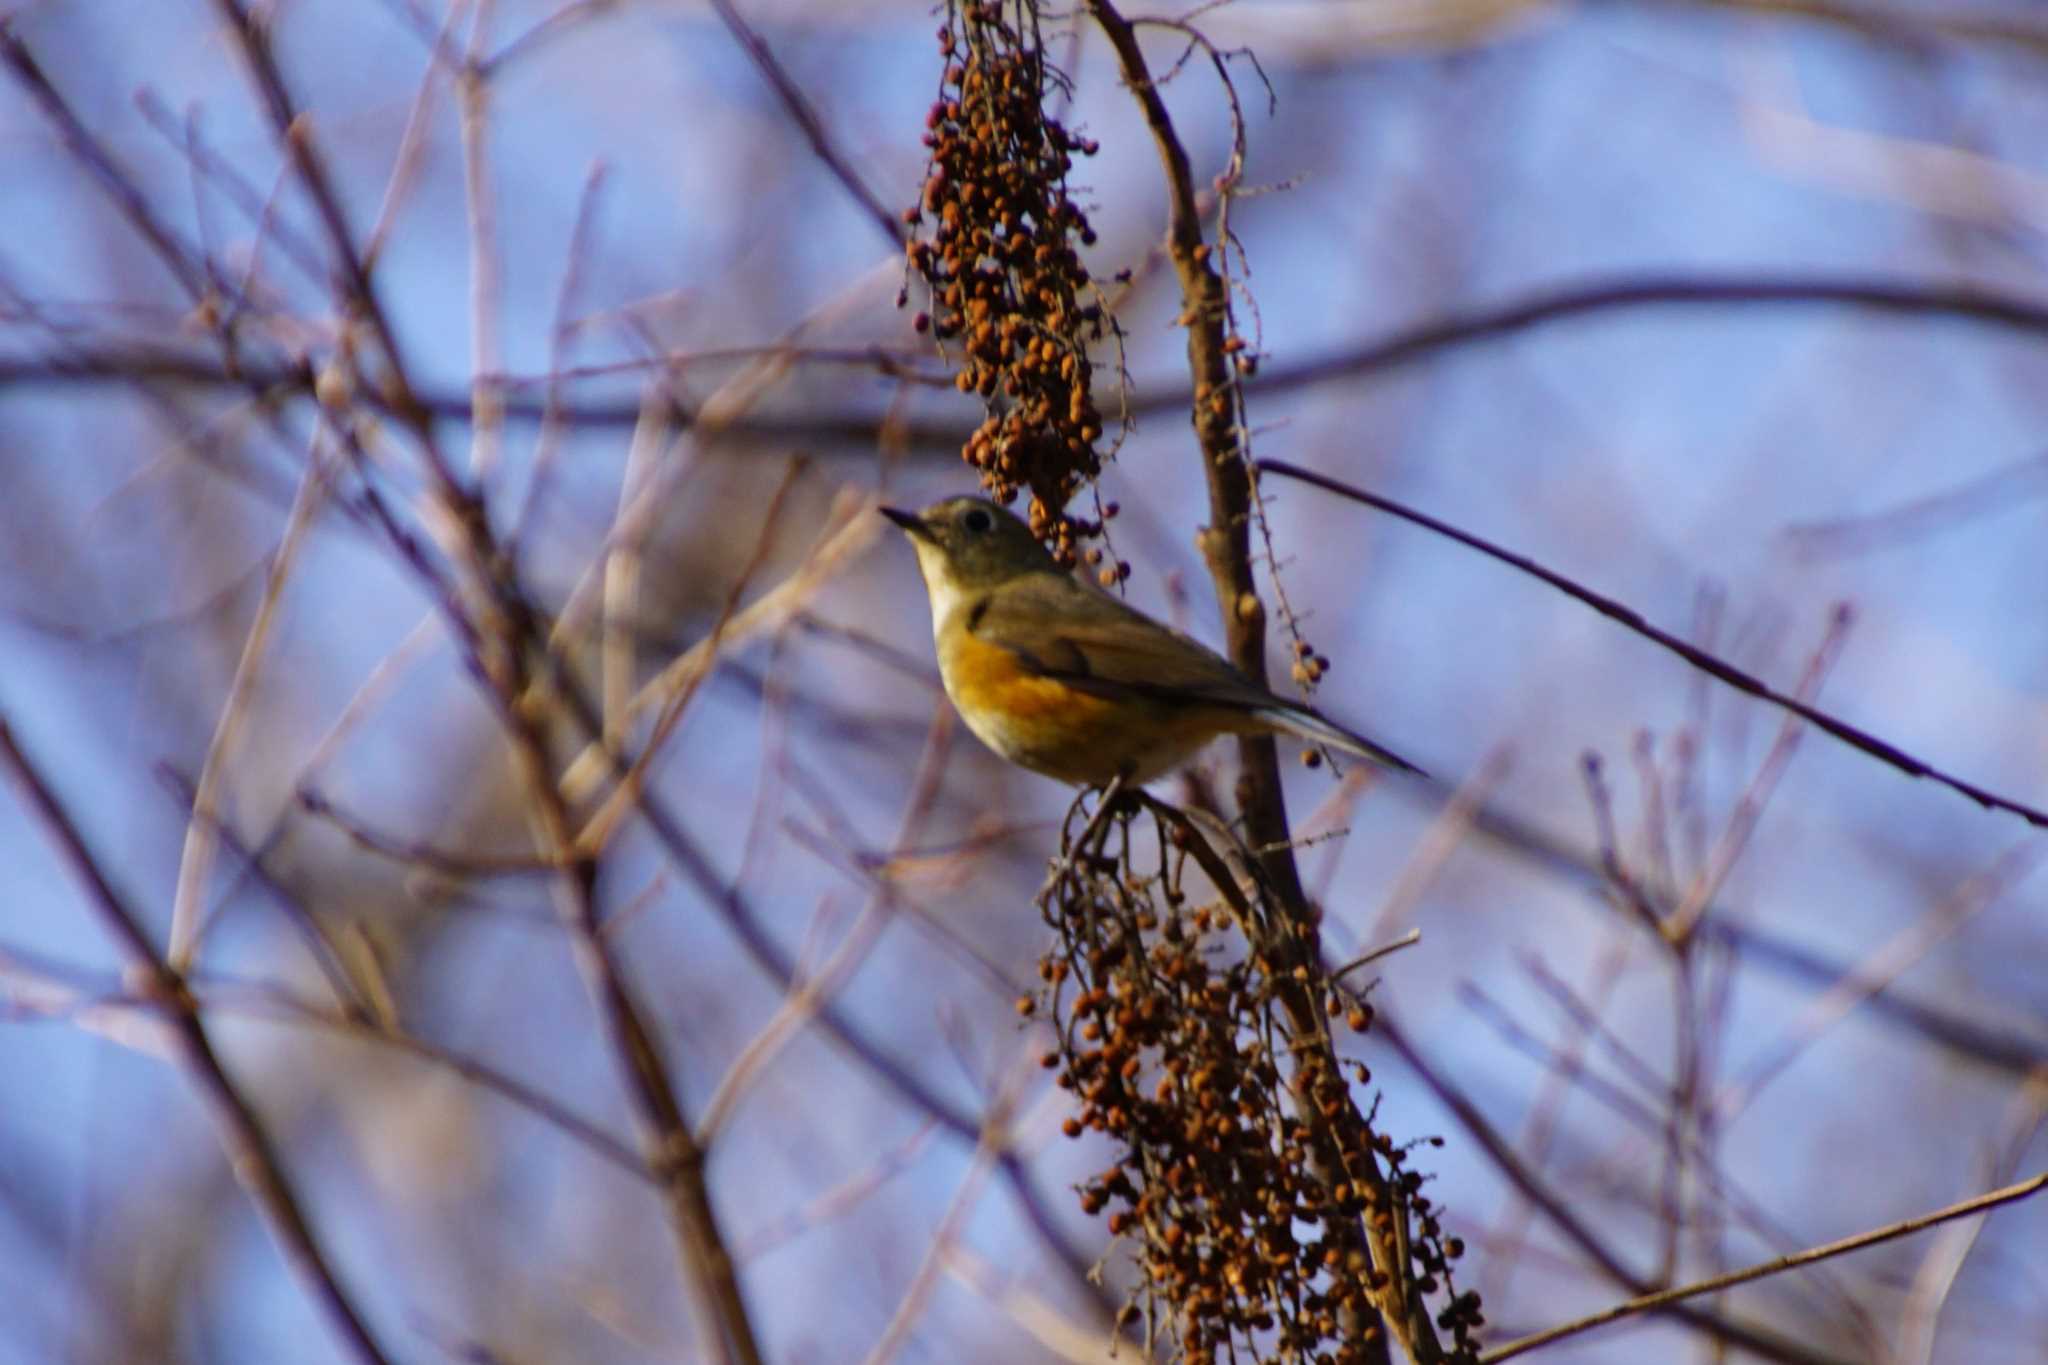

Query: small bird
[881,496,1421,786]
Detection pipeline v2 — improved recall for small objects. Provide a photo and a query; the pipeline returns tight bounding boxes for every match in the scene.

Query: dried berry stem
[901,0,1122,565]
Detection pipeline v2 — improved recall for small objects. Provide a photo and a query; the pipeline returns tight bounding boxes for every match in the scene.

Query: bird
[880,495,1421,786]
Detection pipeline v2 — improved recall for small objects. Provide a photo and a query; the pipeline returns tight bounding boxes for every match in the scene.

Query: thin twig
[1374,1010,1858,1365]
[736,1121,940,1260]
[699,700,959,1141]
[510,159,609,552]
[574,459,812,850]
[296,788,563,878]
[561,485,882,818]
[1708,837,2048,1125]
[1246,275,2048,403]
[0,23,206,298]
[1259,458,2048,830]
[0,718,394,1365]
[1472,939,1633,1312]
[497,680,765,1365]
[456,0,506,482]
[20,274,2048,441]
[362,0,466,271]
[485,0,616,74]
[1664,607,1852,942]
[1478,1172,2048,1362]
[168,427,337,968]
[210,0,453,484]
[155,767,375,1022]
[858,1061,1023,1365]
[1779,448,2048,558]
[706,0,904,249]
[1394,759,2048,1081]
[1330,929,1422,981]
[132,87,330,289]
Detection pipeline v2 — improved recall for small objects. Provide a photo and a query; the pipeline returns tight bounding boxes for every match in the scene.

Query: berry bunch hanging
[901,1,1118,567]
[1033,802,1483,1364]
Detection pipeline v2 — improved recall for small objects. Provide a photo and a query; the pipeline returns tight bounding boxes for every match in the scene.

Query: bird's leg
[1075,772,1128,869]
[1036,773,1126,916]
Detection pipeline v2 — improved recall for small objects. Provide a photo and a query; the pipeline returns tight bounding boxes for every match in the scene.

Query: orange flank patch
[943,629,1115,726]
[939,628,1241,783]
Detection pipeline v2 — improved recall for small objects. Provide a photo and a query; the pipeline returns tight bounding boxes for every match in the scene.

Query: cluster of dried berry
[1031,806,1482,1363]
[900,2,1113,567]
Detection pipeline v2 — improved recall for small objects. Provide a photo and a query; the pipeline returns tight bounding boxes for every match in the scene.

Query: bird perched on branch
[881,496,1420,786]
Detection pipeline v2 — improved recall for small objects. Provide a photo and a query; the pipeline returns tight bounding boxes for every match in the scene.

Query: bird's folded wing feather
[968,573,1266,709]
[972,572,1426,776]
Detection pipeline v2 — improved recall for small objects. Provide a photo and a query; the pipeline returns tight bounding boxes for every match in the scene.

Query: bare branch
[0,718,395,1365]
[1261,459,2048,830]
[1479,1172,2048,1362]
[706,0,905,249]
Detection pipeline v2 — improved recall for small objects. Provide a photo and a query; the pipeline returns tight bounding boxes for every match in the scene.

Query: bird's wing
[970,571,1425,776]
[967,573,1268,708]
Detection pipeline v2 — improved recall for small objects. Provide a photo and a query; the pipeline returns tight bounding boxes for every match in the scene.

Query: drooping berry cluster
[1029,799,1482,1363]
[900,2,1114,566]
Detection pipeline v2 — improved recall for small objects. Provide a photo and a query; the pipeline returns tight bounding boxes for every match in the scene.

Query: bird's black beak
[878,505,932,540]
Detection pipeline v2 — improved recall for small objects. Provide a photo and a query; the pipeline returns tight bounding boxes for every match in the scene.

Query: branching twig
[1478,1172,2048,1362]
[0,719,395,1365]
[167,428,337,968]
[1260,458,2048,831]
[1374,1010,1857,1365]
[707,0,904,248]
[203,8,771,1355]
[0,23,207,299]
[1086,2,1444,1357]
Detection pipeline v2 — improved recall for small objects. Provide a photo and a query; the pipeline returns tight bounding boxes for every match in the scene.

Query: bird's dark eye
[962,507,994,533]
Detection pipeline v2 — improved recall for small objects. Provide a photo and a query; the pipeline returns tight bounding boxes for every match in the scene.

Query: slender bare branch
[706,0,904,249]
[0,718,394,1365]
[1478,1172,2048,1363]
[0,23,207,298]
[1261,459,2048,831]
[1375,1011,1859,1365]
[168,427,337,967]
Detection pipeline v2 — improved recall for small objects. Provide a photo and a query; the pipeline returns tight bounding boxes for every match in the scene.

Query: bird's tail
[1252,702,1425,777]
